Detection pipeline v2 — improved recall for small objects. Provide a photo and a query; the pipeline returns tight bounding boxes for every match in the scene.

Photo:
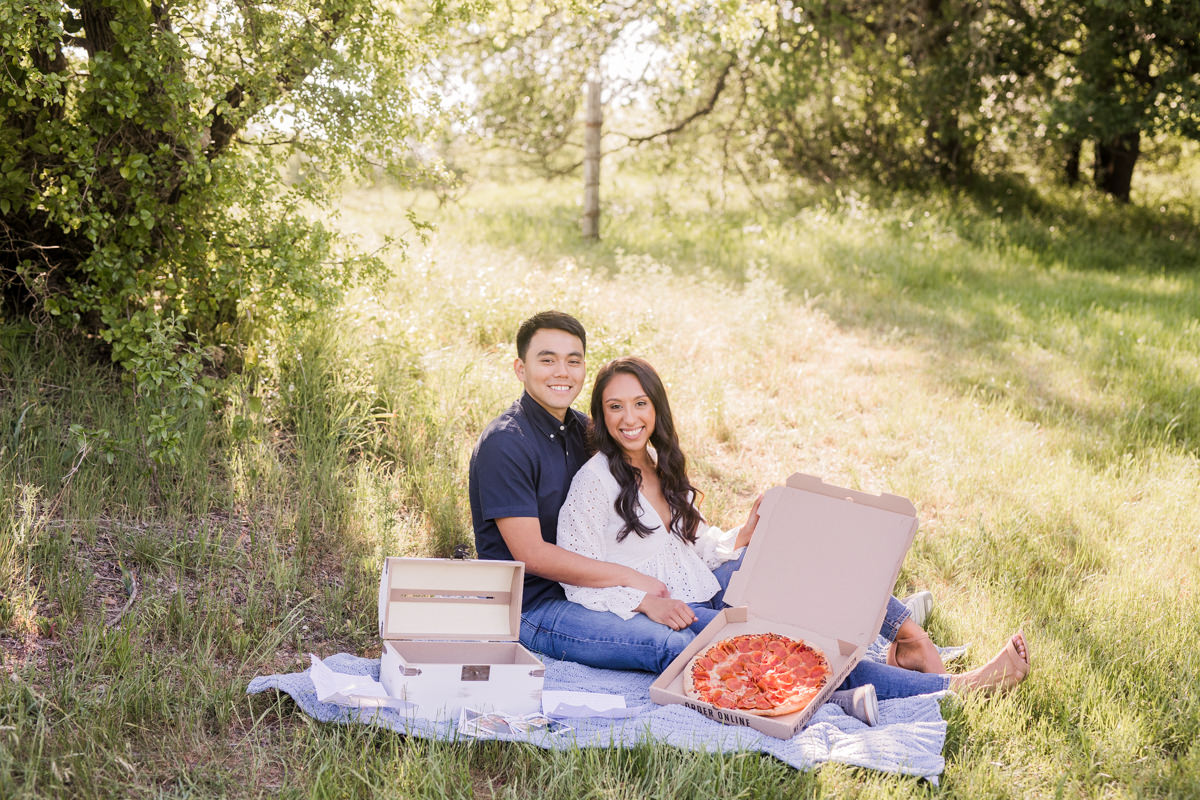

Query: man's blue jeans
[520,561,949,697]
[879,594,911,641]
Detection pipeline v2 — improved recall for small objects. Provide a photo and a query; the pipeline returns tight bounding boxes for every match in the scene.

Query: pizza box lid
[723,473,918,647]
[377,557,524,643]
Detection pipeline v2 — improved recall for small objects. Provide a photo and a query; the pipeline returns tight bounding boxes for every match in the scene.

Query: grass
[2,168,1199,798]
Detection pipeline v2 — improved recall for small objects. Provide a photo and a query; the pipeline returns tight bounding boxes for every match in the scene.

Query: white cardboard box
[377,557,545,719]
[649,473,919,739]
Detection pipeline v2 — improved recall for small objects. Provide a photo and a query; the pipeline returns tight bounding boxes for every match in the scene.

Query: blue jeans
[521,597,695,673]
[839,660,951,698]
[521,555,746,673]
[880,595,911,641]
[522,559,945,697]
[684,555,743,634]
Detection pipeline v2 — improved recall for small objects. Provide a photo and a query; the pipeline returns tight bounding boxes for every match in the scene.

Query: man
[469,310,946,675]
[469,311,697,672]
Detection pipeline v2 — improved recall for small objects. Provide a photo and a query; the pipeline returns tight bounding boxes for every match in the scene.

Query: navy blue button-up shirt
[469,392,589,609]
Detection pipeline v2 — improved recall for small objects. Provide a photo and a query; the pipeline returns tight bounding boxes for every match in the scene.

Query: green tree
[446,0,1198,201]
[440,1,646,177]
[1,0,463,382]
[1051,0,1200,201]
[447,1,1042,186]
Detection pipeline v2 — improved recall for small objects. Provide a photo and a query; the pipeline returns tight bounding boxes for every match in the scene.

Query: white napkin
[308,654,413,710]
[542,689,638,718]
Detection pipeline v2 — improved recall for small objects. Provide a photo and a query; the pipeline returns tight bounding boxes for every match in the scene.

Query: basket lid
[378,557,524,642]
[723,473,918,645]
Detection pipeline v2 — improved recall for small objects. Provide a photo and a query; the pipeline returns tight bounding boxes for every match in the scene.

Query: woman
[558,357,1030,698]
[556,357,755,635]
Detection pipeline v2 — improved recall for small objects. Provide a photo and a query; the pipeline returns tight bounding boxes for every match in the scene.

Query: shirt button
[550,434,554,439]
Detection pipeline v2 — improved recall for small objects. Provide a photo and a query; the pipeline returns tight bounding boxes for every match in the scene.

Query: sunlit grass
[3,171,1199,798]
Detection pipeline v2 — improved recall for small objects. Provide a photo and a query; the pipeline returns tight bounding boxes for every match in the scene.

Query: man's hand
[734,493,764,550]
[497,516,669,594]
[622,570,669,598]
[636,594,697,631]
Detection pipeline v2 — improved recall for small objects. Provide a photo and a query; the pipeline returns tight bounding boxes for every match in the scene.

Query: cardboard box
[377,557,545,719]
[649,473,919,739]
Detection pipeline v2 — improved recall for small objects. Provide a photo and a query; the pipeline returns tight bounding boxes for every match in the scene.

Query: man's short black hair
[516,311,587,360]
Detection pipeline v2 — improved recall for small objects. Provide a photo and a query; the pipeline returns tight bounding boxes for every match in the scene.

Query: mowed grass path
[2,176,1198,798]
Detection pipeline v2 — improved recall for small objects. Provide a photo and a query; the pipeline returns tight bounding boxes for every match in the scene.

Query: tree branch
[203,3,353,162]
[619,59,735,145]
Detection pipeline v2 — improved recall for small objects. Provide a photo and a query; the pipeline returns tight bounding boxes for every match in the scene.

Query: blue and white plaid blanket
[248,644,952,782]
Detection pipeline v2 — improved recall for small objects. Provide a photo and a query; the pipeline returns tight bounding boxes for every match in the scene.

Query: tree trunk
[582,79,601,239]
[1064,139,1081,186]
[928,108,968,180]
[1093,131,1139,202]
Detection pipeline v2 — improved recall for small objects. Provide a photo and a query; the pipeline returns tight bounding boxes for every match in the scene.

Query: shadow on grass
[451,177,1200,459]
[817,233,1199,457]
[941,174,1199,276]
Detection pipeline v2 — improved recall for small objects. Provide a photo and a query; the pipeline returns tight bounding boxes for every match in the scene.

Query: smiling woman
[601,374,656,467]
[557,356,757,635]
[591,358,702,548]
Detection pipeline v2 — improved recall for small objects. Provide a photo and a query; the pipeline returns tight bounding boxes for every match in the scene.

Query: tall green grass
[2,171,1199,798]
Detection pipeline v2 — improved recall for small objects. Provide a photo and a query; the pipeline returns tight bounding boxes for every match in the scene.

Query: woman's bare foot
[888,619,947,674]
[949,632,1030,693]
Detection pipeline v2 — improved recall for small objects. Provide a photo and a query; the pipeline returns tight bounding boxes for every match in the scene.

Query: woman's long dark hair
[589,357,703,544]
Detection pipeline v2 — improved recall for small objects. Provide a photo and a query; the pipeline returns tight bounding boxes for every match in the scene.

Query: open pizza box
[378,557,545,720]
[649,473,919,739]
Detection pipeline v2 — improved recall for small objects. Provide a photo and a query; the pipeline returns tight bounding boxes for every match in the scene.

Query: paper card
[457,708,572,737]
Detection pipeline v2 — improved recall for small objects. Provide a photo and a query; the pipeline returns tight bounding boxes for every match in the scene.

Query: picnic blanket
[248,645,953,782]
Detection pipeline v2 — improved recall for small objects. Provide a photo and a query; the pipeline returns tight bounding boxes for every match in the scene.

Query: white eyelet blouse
[557,453,742,619]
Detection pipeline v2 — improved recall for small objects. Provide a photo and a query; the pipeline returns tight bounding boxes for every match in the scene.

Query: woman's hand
[734,493,764,549]
[622,568,669,598]
[635,594,698,631]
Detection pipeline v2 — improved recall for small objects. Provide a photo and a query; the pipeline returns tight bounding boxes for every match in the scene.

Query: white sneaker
[902,590,934,628]
[827,685,879,726]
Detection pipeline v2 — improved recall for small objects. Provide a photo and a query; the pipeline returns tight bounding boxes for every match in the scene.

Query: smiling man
[468,311,694,671]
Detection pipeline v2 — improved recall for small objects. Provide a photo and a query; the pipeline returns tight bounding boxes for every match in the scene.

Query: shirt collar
[519,392,584,440]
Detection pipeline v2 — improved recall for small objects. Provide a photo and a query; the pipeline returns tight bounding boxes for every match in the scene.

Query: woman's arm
[554,467,662,618]
[734,494,763,548]
[694,493,763,567]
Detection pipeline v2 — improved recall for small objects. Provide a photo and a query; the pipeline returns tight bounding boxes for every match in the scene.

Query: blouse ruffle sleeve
[557,466,646,620]
[693,522,744,570]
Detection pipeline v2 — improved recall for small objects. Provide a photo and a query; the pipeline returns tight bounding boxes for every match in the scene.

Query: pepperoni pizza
[683,633,831,716]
